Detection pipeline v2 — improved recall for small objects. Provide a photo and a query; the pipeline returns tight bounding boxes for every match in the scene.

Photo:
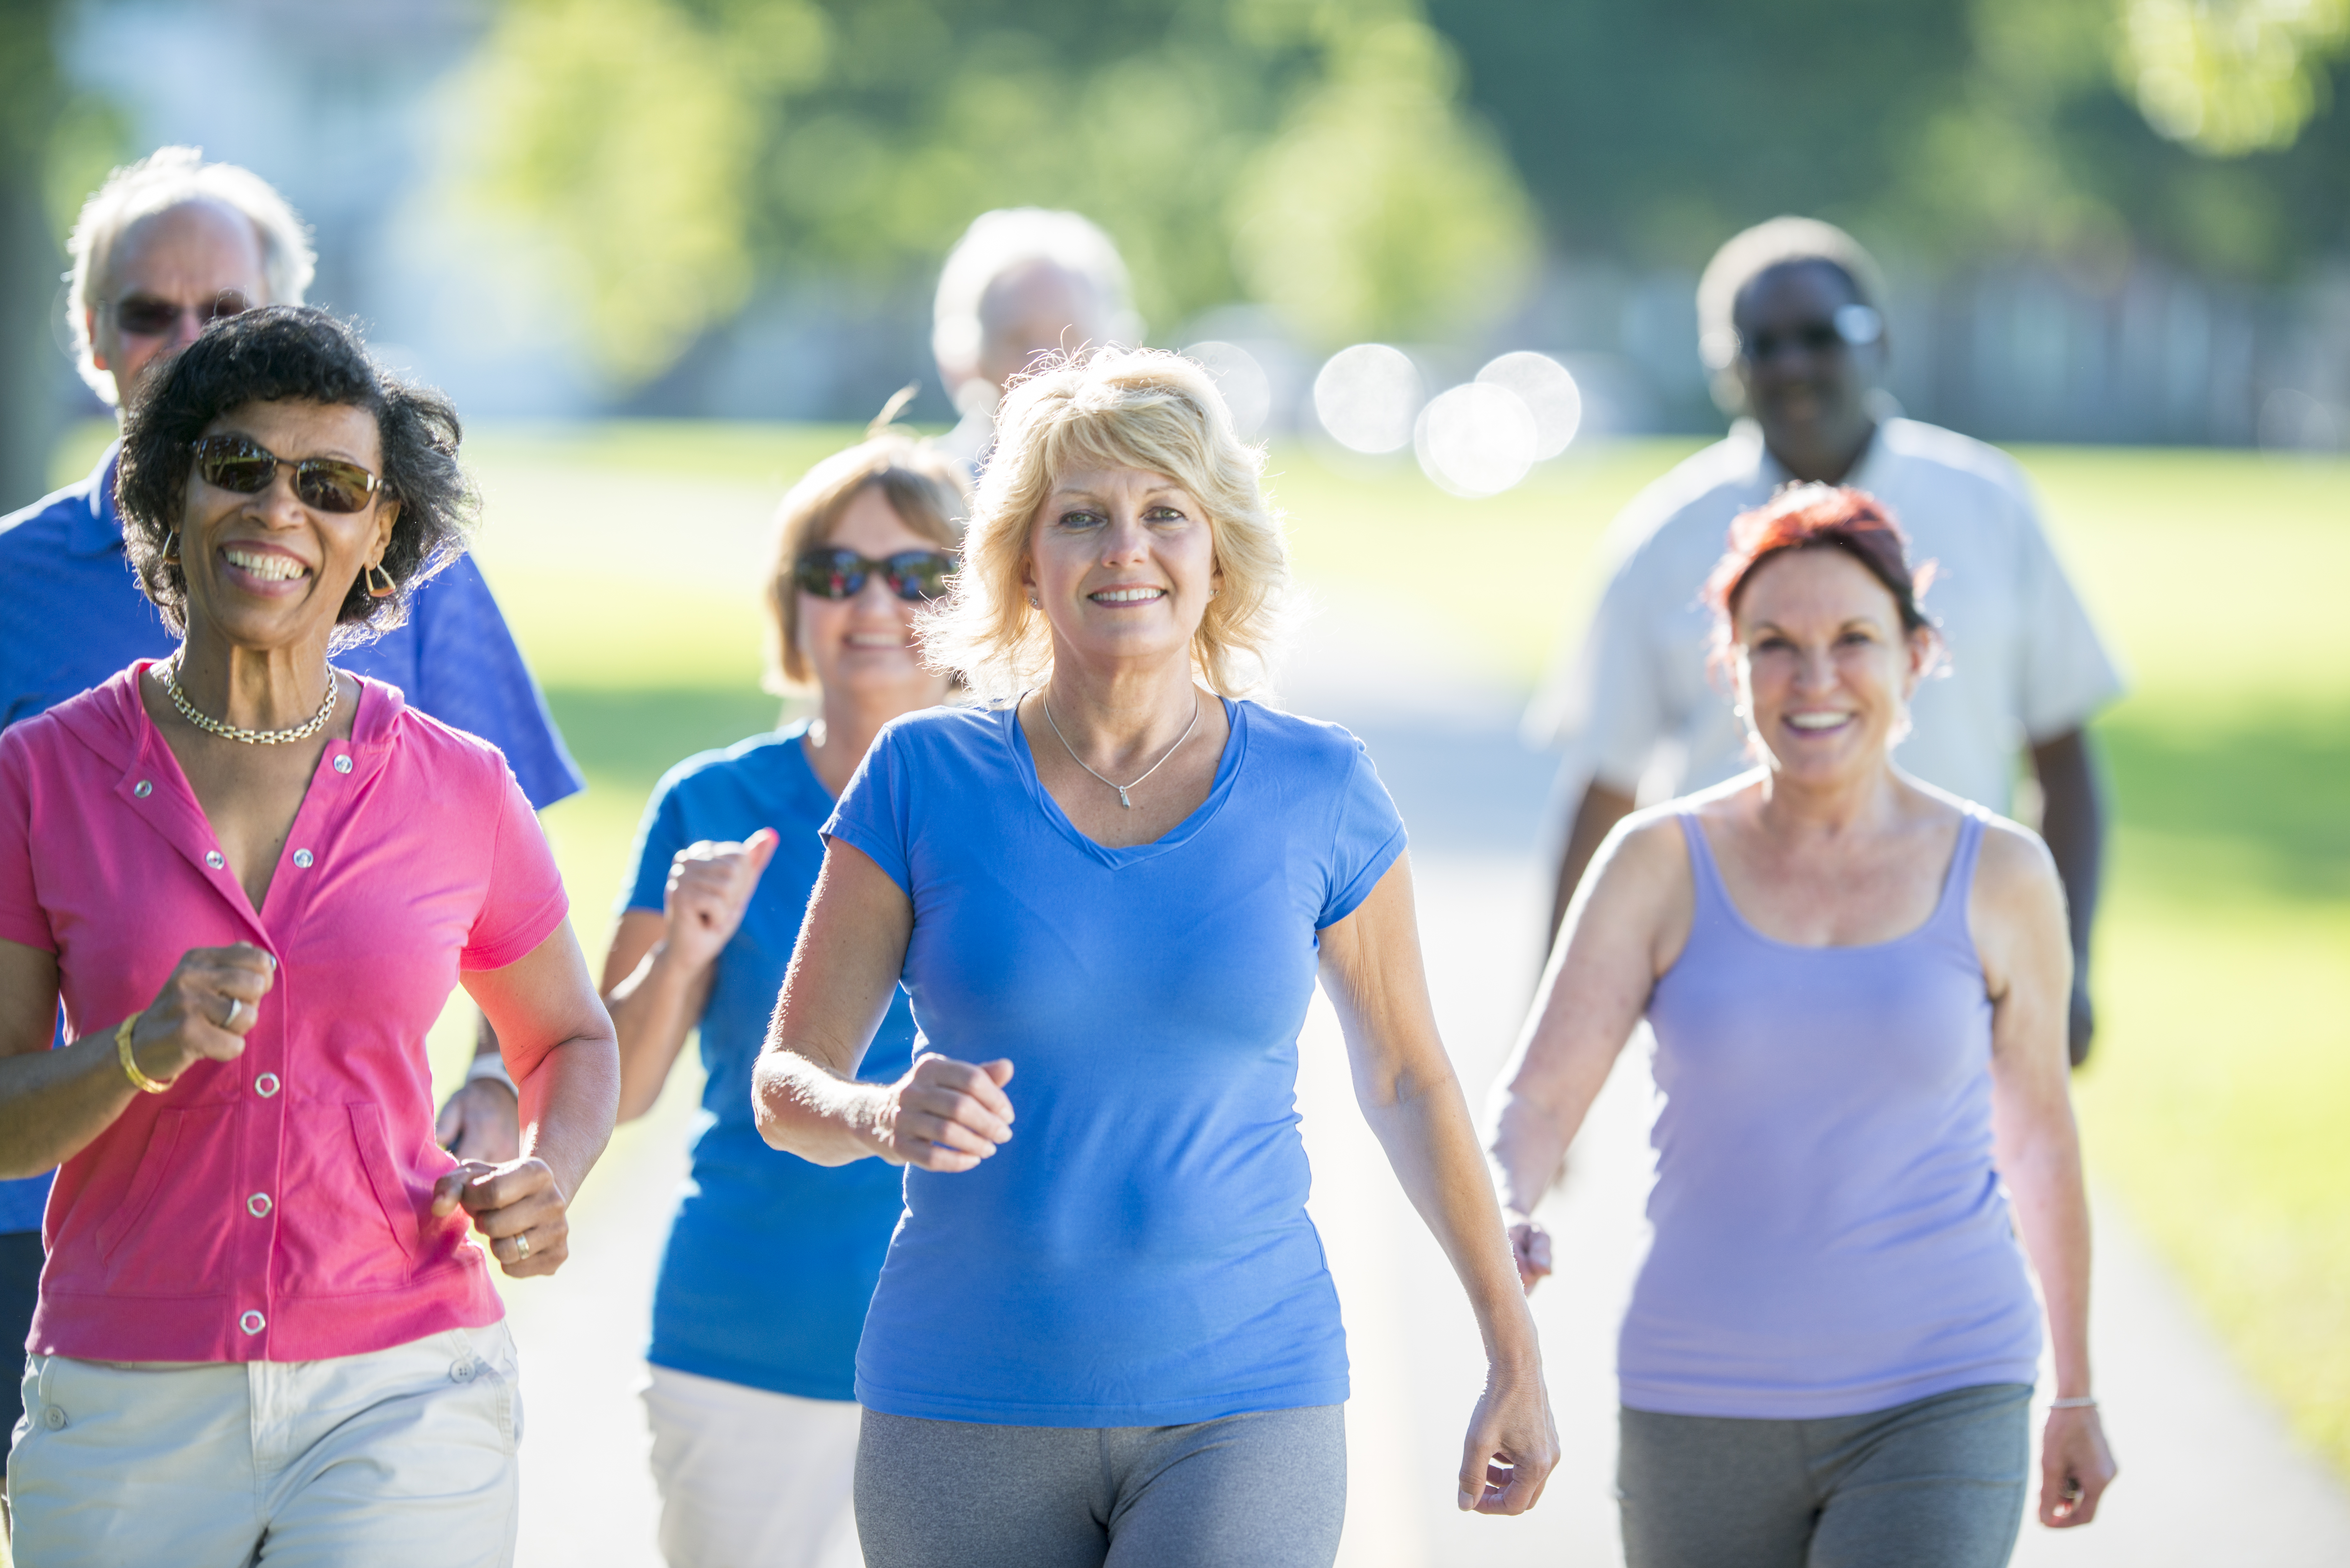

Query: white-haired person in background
[930,208,1144,473]
[0,147,582,1436]
[753,348,1556,1565]
[1523,216,2122,1065]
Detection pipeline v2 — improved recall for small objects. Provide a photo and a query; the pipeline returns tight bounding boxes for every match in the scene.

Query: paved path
[496,585,2350,1565]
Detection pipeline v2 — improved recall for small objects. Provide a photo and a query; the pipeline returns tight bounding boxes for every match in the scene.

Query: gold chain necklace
[157,655,339,745]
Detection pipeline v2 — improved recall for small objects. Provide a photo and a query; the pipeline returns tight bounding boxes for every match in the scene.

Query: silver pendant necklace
[1038,688,1202,809]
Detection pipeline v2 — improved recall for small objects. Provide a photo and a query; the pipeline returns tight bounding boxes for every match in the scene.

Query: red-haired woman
[1488,485,2116,1565]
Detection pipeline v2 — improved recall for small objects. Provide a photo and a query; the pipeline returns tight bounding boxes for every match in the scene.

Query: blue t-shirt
[622,724,918,1399]
[0,447,586,1233]
[825,698,1406,1426]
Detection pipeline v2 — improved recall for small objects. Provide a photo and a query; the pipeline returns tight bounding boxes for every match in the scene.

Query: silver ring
[511,1233,530,1263]
[217,996,244,1030]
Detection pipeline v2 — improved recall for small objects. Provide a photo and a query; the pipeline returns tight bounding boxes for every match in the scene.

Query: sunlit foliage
[453,0,1535,388]
[454,0,761,385]
[2119,0,2349,155]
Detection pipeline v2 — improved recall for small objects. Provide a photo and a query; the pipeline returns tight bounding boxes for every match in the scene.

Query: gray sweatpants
[1619,1382,2032,1568]
[854,1404,1346,1568]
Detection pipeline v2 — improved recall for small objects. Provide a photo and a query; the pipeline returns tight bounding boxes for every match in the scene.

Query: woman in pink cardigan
[0,307,618,1566]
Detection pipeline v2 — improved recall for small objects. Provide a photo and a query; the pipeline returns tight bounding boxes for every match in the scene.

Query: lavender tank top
[1621,806,2042,1419]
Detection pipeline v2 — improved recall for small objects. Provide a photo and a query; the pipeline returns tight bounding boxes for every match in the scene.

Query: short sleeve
[0,734,52,953]
[1523,545,1672,795]
[1318,744,1407,929]
[822,724,913,896]
[2010,502,2126,741]
[402,557,587,811]
[460,764,572,971]
[619,769,694,916]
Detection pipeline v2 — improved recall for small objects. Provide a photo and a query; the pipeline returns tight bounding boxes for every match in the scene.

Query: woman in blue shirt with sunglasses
[600,429,967,1568]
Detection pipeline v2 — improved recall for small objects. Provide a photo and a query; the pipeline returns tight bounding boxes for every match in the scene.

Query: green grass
[45,417,2350,1477]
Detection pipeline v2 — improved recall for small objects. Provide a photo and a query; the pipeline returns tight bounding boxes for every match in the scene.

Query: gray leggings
[1619,1383,2031,1568]
[854,1404,1346,1568]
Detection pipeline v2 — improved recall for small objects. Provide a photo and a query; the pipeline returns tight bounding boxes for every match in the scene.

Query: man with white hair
[931,207,1142,471]
[0,149,582,1417]
[1526,216,2121,1064]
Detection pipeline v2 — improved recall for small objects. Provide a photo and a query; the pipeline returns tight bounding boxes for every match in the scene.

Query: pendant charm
[1117,788,1133,809]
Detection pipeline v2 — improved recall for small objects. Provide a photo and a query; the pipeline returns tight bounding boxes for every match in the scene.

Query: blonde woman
[752,350,1556,1566]
[601,431,967,1568]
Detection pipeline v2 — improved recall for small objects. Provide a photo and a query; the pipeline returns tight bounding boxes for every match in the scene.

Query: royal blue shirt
[623,724,918,1400]
[0,446,585,1232]
[826,699,1406,1426]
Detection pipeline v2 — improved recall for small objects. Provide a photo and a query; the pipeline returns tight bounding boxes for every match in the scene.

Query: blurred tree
[0,0,69,509]
[1422,0,2350,283]
[455,0,1537,388]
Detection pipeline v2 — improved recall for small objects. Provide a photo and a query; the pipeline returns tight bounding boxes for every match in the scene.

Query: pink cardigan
[0,664,568,1362]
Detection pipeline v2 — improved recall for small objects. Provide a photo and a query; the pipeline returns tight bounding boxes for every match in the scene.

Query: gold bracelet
[116,1013,172,1095]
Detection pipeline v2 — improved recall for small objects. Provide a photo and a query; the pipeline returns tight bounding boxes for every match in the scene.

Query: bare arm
[1975,821,2117,1527]
[1490,813,1690,1288]
[1546,781,1635,945]
[602,830,778,1123]
[435,923,621,1278]
[0,937,274,1179]
[1318,852,1558,1515]
[2028,727,2106,1066]
[751,840,1013,1170]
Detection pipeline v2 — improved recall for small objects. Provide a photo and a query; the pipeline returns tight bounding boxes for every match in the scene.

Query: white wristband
[464,1053,518,1096]
[2049,1395,2098,1410]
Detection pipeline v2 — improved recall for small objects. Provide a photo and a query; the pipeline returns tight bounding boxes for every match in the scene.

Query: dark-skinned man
[1524,217,2120,1065]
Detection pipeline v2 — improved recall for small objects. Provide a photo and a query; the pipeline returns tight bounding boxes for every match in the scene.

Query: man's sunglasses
[112,290,251,338]
[191,435,382,515]
[1741,303,1883,365]
[793,548,955,602]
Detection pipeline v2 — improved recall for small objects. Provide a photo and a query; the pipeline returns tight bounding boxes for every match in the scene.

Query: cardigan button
[254,1072,281,1098]
[133,780,152,798]
[292,849,314,869]
[332,755,353,774]
[205,851,226,869]
[247,1192,272,1218]
[238,1310,266,1335]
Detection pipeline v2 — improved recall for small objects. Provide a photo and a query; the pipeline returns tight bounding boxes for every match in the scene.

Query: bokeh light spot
[1182,341,1272,442]
[1313,343,1423,454]
[1474,351,1581,459]
[1414,382,1536,498]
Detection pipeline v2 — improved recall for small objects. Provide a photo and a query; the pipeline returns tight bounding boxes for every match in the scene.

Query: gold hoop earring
[161,530,181,566]
[365,563,396,599]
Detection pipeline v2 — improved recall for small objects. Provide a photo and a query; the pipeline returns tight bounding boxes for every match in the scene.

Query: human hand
[879,1054,1015,1172]
[1458,1357,1559,1515]
[435,1075,520,1163]
[2067,980,2096,1069]
[1507,1215,1553,1294]
[432,1157,572,1278]
[124,943,277,1084]
[663,830,780,972]
[2039,1404,2116,1527]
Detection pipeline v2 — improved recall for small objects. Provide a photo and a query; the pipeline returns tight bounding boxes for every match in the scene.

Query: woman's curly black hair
[116,305,477,648]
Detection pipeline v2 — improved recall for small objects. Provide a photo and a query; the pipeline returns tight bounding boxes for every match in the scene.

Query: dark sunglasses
[112,290,251,338]
[793,548,954,602]
[191,435,382,515]
[1741,303,1883,365]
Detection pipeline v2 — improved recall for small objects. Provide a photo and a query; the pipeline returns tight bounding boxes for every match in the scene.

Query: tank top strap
[1672,807,1742,938]
[1925,807,1990,941]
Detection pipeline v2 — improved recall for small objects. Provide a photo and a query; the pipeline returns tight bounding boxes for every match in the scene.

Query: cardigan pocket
[94,1105,236,1296]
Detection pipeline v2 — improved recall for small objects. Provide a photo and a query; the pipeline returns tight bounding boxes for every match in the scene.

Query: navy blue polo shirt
[0,445,585,1232]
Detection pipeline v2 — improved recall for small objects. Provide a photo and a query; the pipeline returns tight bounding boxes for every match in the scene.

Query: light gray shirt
[1524,418,2125,813]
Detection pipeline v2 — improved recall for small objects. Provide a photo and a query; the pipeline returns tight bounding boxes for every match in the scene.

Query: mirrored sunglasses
[190,435,382,515]
[793,548,954,602]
